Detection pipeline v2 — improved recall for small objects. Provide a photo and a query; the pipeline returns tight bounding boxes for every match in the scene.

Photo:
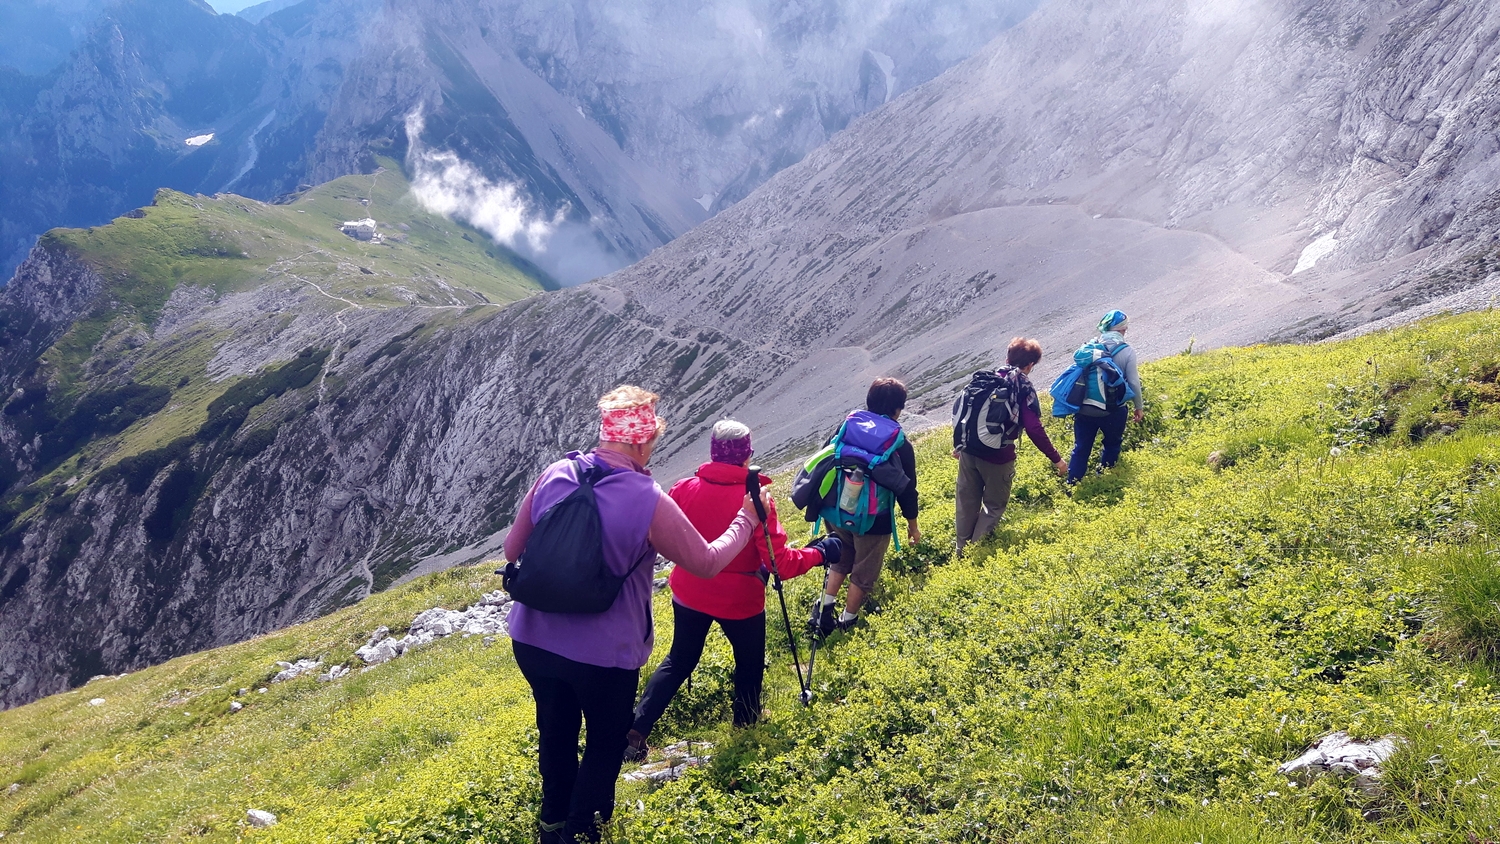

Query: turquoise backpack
[812,411,907,547]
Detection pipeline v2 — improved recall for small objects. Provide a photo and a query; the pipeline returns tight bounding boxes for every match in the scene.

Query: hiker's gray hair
[711,419,752,441]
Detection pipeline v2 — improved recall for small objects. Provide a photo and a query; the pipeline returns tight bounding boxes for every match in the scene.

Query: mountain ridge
[0,0,1038,281]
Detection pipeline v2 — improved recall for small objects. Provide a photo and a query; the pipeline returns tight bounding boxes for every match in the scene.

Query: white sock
[839,611,858,623]
[819,594,837,607]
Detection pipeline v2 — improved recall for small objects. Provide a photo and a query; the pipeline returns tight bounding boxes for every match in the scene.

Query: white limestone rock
[1279,731,1403,795]
[246,808,277,828]
[270,659,322,684]
[316,664,350,682]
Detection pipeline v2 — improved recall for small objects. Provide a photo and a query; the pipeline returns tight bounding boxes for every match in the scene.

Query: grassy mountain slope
[0,160,550,708]
[27,158,544,466]
[3,312,1500,842]
[14,157,543,458]
[1,153,544,554]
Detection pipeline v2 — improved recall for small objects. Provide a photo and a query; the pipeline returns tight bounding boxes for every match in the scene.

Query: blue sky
[206,0,264,14]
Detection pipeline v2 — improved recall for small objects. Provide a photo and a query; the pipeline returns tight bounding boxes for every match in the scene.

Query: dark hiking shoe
[808,599,837,638]
[623,728,649,764]
[539,820,567,844]
[836,614,861,632]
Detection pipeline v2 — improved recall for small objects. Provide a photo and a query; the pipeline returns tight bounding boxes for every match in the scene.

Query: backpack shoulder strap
[573,457,612,489]
[873,425,905,466]
[621,547,654,579]
[831,420,849,460]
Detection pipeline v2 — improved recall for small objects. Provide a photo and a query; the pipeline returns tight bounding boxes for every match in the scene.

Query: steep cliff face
[598,0,1500,448]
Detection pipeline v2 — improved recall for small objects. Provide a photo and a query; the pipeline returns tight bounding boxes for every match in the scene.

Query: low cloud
[404,111,624,286]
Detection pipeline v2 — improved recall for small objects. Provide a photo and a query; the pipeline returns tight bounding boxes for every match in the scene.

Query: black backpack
[501,459,649,614]
[952,368,1025,460]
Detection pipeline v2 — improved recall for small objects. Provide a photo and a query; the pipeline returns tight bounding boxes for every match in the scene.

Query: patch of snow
[185,133,215,147]
[1293,232,1340,275]
[695,193,716,212]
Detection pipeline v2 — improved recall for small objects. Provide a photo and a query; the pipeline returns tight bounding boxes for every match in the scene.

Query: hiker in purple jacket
[504,385,760,844]
[951,338,1067,556]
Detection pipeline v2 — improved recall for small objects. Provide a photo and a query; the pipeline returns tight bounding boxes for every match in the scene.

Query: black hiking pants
[632,601,766,737]
[513,640,639,842]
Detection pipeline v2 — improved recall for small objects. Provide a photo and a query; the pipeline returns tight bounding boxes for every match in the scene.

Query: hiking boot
[539,820,567,844]
[808,598,837,638]
[836,614,861,632]
[623,729,649,763]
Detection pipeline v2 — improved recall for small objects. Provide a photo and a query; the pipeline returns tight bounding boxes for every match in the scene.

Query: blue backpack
[805,411,909,545]
[1050,340,1135,418]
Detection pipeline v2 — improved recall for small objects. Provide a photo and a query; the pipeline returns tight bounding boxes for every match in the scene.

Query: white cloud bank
[404,112,625,286]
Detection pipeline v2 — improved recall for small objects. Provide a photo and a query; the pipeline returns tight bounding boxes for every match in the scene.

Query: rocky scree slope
[0,0,1038,280]
[571,0,1500,466]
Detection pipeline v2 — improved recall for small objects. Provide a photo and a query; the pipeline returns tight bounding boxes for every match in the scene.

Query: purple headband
[711,433,754,465]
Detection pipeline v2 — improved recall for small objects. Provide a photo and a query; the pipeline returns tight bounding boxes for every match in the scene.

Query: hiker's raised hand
[907,519,921,545]
[1053,459,1068,477]
[740,493,762,526]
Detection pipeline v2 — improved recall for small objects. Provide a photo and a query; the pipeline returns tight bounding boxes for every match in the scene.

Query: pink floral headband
[600,402,663,445]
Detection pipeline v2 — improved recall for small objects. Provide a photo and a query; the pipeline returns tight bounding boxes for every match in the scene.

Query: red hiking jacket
[667,461,824,620]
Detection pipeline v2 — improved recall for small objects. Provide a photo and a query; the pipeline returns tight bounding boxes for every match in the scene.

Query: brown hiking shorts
[828,526,892,593]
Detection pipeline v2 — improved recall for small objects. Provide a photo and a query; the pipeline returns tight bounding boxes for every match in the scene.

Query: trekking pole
[802,560,833,704]
[746,466,812,706]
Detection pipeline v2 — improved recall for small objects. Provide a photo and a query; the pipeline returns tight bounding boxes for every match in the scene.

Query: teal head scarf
[1098,309,1128,334]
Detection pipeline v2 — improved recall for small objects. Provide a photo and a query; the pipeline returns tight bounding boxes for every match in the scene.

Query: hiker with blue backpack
[950,338,1068,556]
[1049,310,1145,483]
[501,385,762,844]
[792,378,920,636]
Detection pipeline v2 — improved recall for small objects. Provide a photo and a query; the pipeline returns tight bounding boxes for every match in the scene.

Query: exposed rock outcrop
[1279,731,1404,796]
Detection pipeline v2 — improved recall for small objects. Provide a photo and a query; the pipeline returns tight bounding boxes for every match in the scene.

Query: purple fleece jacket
[504,449,753,670]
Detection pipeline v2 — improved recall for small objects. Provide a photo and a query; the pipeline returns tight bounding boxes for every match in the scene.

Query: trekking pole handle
[745,465,770,523]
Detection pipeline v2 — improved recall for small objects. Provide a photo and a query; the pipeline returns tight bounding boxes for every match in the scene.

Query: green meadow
[3,311,1499,843]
